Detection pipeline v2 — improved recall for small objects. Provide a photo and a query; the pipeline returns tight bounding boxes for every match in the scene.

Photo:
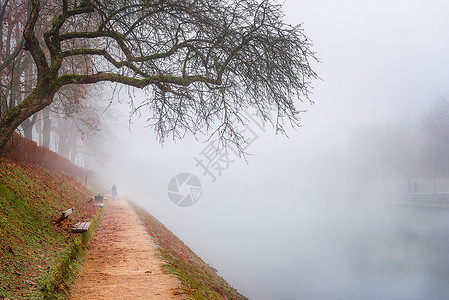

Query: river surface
[136,170,449,300]
[288,205,449,300]
[199,194,449,300]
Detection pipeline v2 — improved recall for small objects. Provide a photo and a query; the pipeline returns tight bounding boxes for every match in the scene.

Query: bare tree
[51,83,115,165]
[0,0,317,154]
[0,0,34,138]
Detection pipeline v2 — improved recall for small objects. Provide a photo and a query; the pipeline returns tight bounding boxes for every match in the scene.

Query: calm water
[299,206,449,300]
[142,180,449,300]
[242,204,449,300]
[204,195,449,300]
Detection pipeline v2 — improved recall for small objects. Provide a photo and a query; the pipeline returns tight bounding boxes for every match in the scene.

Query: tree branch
[23,0,50,80]
[56,72,222,88]
[0,39,25,72]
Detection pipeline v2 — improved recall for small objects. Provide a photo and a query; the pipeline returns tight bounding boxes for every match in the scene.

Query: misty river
[112,109,449,300]
[295,205,449,300]
[119,140,449,300]
[227,195,449,300]
[130,162,449,300]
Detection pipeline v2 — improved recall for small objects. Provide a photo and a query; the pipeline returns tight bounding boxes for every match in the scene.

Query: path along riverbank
[70,196,184,299]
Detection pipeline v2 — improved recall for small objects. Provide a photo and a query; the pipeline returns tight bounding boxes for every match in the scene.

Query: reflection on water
[295,205,449,300]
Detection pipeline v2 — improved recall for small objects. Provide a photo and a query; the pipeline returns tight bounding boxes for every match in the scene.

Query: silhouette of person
[112,184,117,200]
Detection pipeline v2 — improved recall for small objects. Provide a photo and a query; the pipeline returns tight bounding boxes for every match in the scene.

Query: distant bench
[56,208,91,233]
[88,195,106,203]
[72,222,91,233]
[56,208,73,223]
[62,208,73,218]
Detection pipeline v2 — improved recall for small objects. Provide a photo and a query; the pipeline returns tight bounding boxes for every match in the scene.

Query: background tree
[50,84,115,166]
[0,0,35,139]
[0,0,317,154]
[422,98,449,178]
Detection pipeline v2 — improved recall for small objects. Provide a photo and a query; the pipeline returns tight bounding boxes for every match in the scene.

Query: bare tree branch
[0,0,318,155]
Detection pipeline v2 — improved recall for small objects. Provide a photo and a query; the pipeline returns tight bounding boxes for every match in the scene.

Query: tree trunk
[38,110,42,146]
[20,55,37,141]
[69,131,77,163]
[56,118,71,158]
[0,91,7,119]
[57,136,70,158]
[22,119,34,140]
[42,107,51,149]
[20,113,37,140]
[0,85,56,154]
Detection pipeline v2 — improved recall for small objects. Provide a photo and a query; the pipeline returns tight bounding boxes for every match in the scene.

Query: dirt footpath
[70,196,183,299]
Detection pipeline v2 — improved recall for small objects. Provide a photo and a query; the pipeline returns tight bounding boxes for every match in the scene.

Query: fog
[97,1,449,299]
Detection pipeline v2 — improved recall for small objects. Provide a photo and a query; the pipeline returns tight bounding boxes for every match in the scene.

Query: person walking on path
[112,184,117,200]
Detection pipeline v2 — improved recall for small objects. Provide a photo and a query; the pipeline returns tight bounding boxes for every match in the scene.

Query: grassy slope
[131,202,248,300]
[0,158,102,299]
[0,155,245,299]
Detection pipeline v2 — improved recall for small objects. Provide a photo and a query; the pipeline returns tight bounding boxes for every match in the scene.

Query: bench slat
[82,222,90,230]
[71,221,91,233]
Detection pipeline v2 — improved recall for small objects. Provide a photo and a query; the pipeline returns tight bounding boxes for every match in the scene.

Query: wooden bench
[71,222,91,233]
[62,208,73,218]
[56,208,73,223]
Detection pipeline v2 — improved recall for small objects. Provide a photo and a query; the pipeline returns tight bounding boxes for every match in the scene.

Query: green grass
[0,156,244,299]
[0,158,104,299]
[38,203,106,299]
[131,202,247,300]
